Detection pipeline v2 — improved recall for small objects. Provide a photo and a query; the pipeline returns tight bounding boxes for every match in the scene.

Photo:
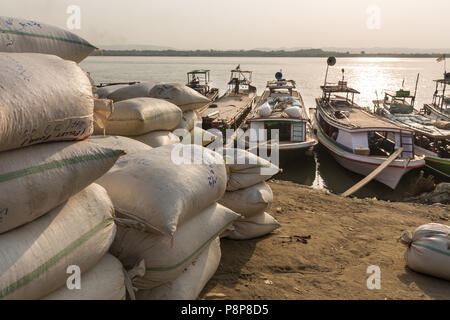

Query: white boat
[313,68,425,189]
[246,72,317,152]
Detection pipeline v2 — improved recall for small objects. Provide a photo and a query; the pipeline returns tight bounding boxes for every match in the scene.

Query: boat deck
[249,88,308,120]
[320,98,402,130]
[200,92,255,124]
[385,113,450,139]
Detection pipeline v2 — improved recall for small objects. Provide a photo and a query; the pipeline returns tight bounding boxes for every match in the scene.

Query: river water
[81,56,446,200]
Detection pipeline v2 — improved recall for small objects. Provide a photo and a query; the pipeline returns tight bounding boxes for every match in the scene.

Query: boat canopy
[187,69,210,75]
[320,81,360,94]
[385,90,415,99]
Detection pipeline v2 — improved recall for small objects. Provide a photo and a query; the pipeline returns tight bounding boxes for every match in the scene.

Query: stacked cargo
[220,148,281,240]
[94,82,209,148]
[0,52,124,300]
[96,144,240,299]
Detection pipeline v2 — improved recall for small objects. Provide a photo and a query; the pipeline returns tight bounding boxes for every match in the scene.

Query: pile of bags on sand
[95,144,238,299]
[0,52,125,300]
[400,223,450,281]
[0,18,282,300]
[93,82,212,148]
[218,149,281,240]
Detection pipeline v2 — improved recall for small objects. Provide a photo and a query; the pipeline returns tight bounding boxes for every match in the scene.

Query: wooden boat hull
[423,104,450,121]
[313,112,425,189]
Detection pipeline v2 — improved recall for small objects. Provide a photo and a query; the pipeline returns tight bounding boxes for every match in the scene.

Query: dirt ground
[200,180,450,300]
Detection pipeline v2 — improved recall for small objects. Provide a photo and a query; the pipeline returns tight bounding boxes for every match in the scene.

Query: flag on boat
[436,54,446,62]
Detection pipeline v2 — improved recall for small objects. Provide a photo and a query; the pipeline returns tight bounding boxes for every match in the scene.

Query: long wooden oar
[341,147,404,197]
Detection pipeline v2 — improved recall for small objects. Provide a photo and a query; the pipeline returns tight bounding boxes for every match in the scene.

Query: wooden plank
[341,147,404,197]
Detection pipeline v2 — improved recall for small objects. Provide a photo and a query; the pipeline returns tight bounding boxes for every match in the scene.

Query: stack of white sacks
[92,144,240,300]
[93,82,209,148]
[0,17,283,299]
[0,52,126,300]
[219,148,281,240]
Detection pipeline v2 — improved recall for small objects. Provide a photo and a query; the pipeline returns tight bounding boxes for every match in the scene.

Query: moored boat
[313,60,425,189]
[186,69,219,102]
[374,81,450,180]
[245,71,317,152]
[422,73,450,121]
[199,66,257,138]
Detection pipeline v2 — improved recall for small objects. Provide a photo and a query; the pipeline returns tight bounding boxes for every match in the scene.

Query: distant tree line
[90,49,448,58]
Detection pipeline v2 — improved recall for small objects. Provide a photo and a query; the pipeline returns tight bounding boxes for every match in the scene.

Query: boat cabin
[317,81,416,159]
[427,74,450,116]
[227,67,256,95]
[187,69,211,95]
[381,90,416,114]
[187,69,219,100]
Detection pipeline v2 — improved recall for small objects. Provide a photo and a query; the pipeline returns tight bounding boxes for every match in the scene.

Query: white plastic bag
[256,102,272,117]
[284,106,303,118]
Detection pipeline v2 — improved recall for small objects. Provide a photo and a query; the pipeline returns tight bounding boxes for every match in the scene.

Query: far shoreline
[90,49,448,59]
[90,49,450,59]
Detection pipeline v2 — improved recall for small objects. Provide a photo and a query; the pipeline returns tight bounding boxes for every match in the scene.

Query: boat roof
[231,69,252,73]
[266,79,296,90]
[321,81,360,94]
[187,69,210,74]
[385,90,415,99]
[434,79,450,85]
[320,98,405,130]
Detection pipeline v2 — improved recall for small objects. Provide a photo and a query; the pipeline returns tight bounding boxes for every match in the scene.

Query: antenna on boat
[324,57,336,88]
[412,73,420,107]
[341,68,345,83]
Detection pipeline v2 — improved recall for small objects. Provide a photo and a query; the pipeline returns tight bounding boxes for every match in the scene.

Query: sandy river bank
[200,180,449,300]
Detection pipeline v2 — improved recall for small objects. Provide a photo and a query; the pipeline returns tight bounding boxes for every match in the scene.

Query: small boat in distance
[186,69,219,102]
[200,66,257,137]
[313,61,425,189]
[422,73,450,121]
[246,71,317,152]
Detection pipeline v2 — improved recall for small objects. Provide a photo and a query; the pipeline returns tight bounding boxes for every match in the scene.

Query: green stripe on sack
[0,150,123,183]
[0,218,114,298]
[413,242,450,257]
[0,29,97,49]
[145,221,234,272]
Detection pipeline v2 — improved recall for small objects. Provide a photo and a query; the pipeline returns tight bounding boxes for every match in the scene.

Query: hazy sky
[1,0,449,50]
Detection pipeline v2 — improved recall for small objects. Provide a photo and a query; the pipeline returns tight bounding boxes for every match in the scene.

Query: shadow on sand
[397,267,450,299]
